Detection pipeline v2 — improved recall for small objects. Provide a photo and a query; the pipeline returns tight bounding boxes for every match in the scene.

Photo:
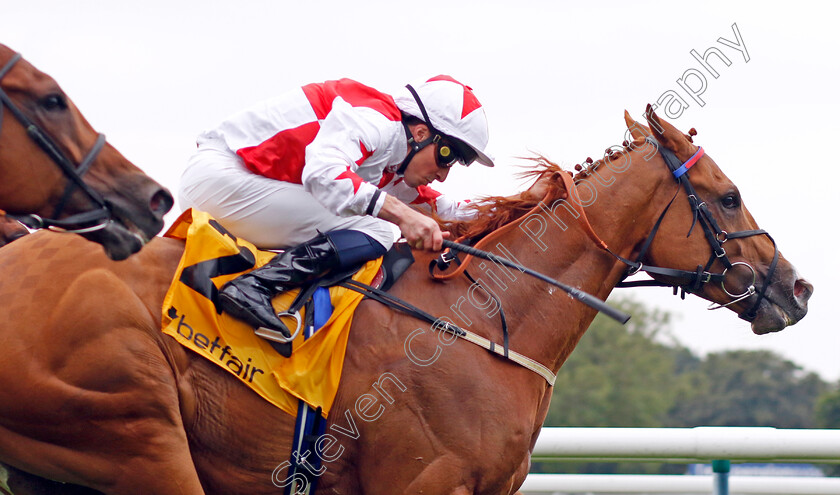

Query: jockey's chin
[403,175,434,188]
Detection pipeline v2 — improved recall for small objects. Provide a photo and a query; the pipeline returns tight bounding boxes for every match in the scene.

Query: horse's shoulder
[145,235,185,256]
[114,235,184,279]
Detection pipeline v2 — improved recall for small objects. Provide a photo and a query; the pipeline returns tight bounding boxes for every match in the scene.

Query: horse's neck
[497,153,673,372]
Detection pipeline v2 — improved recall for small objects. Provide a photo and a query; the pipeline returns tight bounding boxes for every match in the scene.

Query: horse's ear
[624,110,651,142]
[644,104,695,159]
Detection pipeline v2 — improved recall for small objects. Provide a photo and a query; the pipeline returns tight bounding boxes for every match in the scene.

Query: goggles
[436,136,477,169]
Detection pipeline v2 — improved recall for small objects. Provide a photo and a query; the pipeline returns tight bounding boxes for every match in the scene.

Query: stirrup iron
[255,310,303,344]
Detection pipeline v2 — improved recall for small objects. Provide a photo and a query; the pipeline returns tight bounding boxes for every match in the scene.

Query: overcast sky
[5,0,839,380]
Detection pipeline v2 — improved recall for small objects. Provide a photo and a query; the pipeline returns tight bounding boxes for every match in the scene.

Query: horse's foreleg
[0,269,205,495]
[505,452,531,494]
[52,274,207,495]
[0,426,203,495]
[398,456,489,495]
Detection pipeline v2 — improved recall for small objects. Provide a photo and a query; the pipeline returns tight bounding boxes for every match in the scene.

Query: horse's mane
[440,130,644,240]
[440,156,571,240]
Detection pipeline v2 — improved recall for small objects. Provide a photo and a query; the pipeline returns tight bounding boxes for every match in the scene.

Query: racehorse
[0,108,812,494]
[0,44,172,259]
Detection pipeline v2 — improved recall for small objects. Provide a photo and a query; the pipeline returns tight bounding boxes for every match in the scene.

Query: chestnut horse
[0,109,812,494]
[0,44,172,259]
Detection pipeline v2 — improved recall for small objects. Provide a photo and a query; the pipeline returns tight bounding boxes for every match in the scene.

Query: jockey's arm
[302,103,393,217]
[300,103,448,251]
[376,194,448,251]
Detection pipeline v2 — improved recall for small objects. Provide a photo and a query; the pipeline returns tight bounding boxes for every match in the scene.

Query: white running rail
[531,427,840,463]
[521,473,840,494]
[522,427,840,494]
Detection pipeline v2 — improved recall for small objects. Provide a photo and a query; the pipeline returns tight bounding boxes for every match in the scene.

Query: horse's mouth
[114,217,153,248]
[81,219,148,261]
[750,304,797,335]
[82,200,169,261]
[747,278,813,335]
[82,186,173,261]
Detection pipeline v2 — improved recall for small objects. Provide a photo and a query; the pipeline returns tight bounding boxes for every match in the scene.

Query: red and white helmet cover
[394,75,494,167]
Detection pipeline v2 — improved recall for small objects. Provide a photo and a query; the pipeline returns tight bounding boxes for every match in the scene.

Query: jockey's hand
[376,194,449,251]
[400,209,450,251]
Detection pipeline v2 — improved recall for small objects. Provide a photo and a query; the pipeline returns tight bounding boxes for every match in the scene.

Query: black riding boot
[218,233,341,339]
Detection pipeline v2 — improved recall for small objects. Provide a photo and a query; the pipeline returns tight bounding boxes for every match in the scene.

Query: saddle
[161,209,413,417]
[265,241,415,357]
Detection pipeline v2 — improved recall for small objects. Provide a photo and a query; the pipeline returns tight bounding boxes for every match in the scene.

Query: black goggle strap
[405,84,436,133]
[397,121,436,175]
[398,83,451,175]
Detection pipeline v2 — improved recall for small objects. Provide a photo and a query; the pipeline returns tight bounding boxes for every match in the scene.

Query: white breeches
[178,145,400,250]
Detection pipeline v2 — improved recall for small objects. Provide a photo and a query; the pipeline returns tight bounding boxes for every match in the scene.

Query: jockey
[178,75,493,341]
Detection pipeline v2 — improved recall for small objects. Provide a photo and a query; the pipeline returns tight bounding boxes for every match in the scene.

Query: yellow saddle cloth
[161,209,381,417]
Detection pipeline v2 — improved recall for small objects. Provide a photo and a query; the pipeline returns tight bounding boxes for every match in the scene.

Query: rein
[346,135,777,384]
[339,278,558,385]
[428,135,778,355]
[0,52,112,234]
[430,170,608,280]
[441,239,630,324]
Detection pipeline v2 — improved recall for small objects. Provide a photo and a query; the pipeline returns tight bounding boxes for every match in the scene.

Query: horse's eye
[721,193,741,209]
[40,94,67,111]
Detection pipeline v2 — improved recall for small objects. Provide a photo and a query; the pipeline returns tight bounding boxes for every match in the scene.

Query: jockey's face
[403,124,451,188]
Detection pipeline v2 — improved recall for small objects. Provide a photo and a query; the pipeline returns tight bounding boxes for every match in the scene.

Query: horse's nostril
[150,189,174,217]
[793,278,813,302]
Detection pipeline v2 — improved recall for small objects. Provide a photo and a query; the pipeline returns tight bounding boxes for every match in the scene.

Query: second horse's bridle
[0,52,112,233]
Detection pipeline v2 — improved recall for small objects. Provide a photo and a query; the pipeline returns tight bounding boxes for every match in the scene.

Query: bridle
[0,52,112,233]
[411,133,780,383]
[430,135,779,323]
[613,136,780,321]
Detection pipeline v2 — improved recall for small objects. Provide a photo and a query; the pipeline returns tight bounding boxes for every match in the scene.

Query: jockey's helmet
[394,75,494,168]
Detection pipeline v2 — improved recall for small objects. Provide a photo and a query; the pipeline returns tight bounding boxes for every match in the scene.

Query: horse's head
[0,44,173,260]
[626,106,812,334]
